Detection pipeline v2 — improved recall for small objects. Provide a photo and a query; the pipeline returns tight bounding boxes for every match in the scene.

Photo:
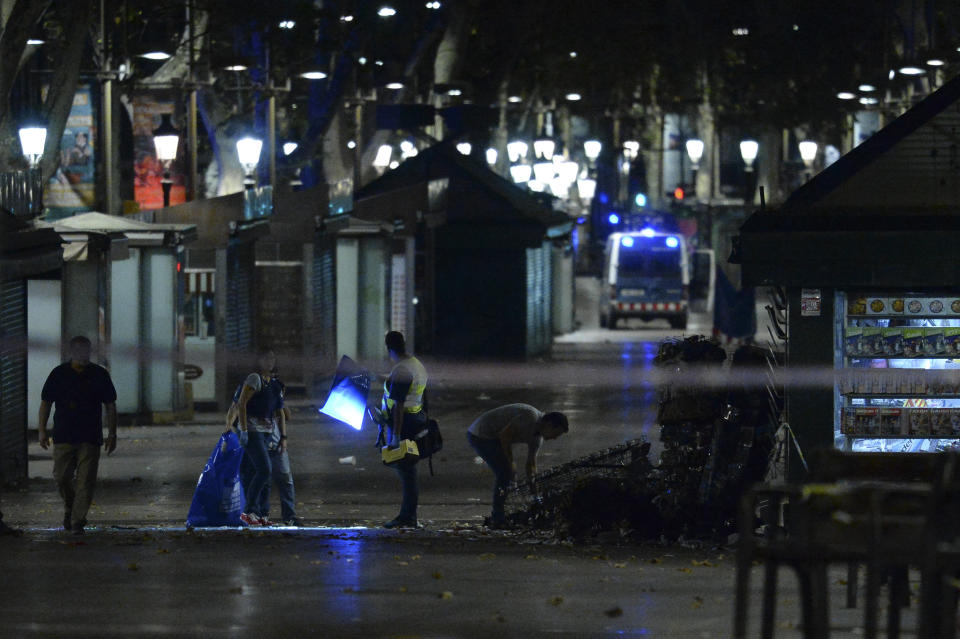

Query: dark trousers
[467,432,511,522]
[242,431,272,515]
[259,448,296,521]
[390,412,426,521]
[53,443,101,527]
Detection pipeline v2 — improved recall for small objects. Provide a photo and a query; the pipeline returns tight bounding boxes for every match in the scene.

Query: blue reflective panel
[621,236,634,247]
[665,236,679,248]
[634,192,647,207]
[598,192,609,204]
[319,379,367,430]
[608,213,620,225]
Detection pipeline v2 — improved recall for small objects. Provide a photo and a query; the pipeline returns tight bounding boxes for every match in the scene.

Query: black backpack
[414,418,443,476]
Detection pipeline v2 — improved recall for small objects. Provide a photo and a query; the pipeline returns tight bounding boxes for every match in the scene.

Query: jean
[258,448,296,521]
[467,432,511,522]
[242,430,272,516]
[390,412,425,521]
[53,443,101,527]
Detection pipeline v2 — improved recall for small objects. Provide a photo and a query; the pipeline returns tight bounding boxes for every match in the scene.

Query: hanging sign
[801,288,822,317]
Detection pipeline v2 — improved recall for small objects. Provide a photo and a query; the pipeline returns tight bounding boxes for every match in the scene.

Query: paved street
[0,277,902,638]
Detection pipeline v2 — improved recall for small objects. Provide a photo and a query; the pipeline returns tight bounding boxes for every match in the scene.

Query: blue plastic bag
[186,432,246,527]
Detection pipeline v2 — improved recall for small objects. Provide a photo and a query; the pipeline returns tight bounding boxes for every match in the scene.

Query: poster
[45,85,96,220]
[132,94,186,210]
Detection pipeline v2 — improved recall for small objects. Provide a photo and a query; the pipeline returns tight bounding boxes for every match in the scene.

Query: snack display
[869,299,886,314]
[946,328,960,355]
[925,327,947,355]
[902,328,925,357]
[838,369,960,396]
[882,327,904,356]
[844,327,864,356]
[841,407,960,437]
[862,327,883,356]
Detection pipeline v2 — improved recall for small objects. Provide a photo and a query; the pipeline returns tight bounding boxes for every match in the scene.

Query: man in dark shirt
[38,336,118,535]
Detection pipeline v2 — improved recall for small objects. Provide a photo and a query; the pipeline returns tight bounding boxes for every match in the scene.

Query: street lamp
[799,140,818,181]
[533,161,555,183]
[739,139,759,172]
[583,140,602,163]
[456,142,472,156]
[507,140,528,163]
[685,139,704,170]
[485,148,498,165]
[18,122,47,169]
[509,164,532,183]
[556,160,579,184]
[622,140,640,160]
[373,144,393,170]
[236,135,263,189]
[577,177,596,200]
[533,136,555,161]
[152,114,180,207]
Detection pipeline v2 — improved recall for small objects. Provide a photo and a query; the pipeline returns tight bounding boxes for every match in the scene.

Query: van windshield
[618,247,681,277]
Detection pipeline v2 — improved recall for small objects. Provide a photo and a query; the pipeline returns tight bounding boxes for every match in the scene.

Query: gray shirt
[468,403,544,448]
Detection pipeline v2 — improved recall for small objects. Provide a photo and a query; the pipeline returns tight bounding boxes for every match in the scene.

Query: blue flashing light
[621,236,635,247]
[639,227,656,237]
[598,192,609,204]
[608,213,620,225]
[665,236,679,248]
[634,192,647,207]
[319,378,367,430]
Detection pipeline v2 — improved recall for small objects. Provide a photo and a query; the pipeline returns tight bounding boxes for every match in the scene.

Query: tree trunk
[695,69,715,204]
[755,127,783,207]
[38,0,93,183]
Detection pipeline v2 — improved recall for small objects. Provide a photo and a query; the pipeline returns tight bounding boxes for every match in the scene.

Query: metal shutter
[525,242,554,357]
[0,279,26,483]
[312,239,337,380]
[225,243,255,386]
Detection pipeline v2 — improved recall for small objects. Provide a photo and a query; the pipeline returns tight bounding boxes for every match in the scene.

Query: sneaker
[63,514,71,530]
[383,517,420,529]
[71,523,85,535]
[257,516,275,526]
[239,513,262,527]
[282,518,303,527]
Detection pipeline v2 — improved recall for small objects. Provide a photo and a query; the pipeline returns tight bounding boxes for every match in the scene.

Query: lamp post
[583,139,602,165]
[685,138,704,198]
[19,121,46,216]
[799,140,818,182]
[739,139,759,172]
[236,136,263,189]
[152,114,180,207]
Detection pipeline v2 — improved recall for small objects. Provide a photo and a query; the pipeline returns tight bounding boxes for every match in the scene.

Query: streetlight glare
[278,20,295,29]
[19,125,46,168]
[224,64,247,71]
[798,140,818,164]
[583,140,602,161]
[565,93,582,101]
[456,142,472,156]
[533,139,555,161]
[236,137,263,168]
[739,139,759,167]
[685,139,705,166]
[836,91,857,100]
[300,71,328,80]
[533,161,555,183]
[507,96,522,103]
[898,65,926,76]
[347,140,357,149]
[378,6,397,17]
[577,177,596,200]
[140,51,171,60]
[152,114,180,162]
[509,164,532,183]
[507,140,528,162]
[282,142,298,156]
[858,84,876,92]
[485,148,498,165]
[385,82,404,89]
[373,144,393,168]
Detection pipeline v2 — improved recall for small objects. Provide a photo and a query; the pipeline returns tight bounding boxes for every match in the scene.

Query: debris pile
[507,335,781,543]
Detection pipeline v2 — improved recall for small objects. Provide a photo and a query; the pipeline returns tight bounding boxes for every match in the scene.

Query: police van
[600,229,689,329]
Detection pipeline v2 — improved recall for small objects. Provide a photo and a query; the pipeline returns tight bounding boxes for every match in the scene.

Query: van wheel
[609,314,618,329]
[669,315,688,330]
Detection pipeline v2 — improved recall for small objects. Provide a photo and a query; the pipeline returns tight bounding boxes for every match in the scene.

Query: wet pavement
[0,277,905,637]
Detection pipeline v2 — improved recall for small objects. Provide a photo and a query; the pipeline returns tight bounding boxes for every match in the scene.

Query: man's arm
[225,402,239,433]
[389,398,404,447]
[237,385,256,431]
[38,400,52,450]
[276,407,288,452]
[524,441,541,483]
[104,402,117,454]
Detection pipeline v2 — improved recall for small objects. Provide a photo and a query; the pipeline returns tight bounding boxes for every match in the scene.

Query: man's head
[385,331,406,360]
[256,348,276,374]
[68,336,92,366]
[75,132,88,145]
[538,412,569,440]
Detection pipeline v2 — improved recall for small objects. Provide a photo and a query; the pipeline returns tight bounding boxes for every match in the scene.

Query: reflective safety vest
[382,356,427,414]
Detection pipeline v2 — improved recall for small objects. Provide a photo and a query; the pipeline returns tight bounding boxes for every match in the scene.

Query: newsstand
[735,74,960,476]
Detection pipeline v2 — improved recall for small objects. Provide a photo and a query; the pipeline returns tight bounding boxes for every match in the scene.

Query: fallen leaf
[592,554,609,561]
[127,563,139,571]
[604,606,623,618]
[613,563,627,569]
[432,571,444,579]
[677,567,692,573]
[525,554,539,560]
[549,596,564,606]
[692,596,704,609]
[691,560,715,567]
[648,558,662,564]
[156,548,170,555]
[438,591,454,600]
[478,553,496,560]
[398,586,407,593]
[396,561,409,566]
[411,555,422,561]
[836,579,848,586]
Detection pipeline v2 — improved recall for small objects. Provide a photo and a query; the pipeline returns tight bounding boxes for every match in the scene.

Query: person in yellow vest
[379,331,428,529]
